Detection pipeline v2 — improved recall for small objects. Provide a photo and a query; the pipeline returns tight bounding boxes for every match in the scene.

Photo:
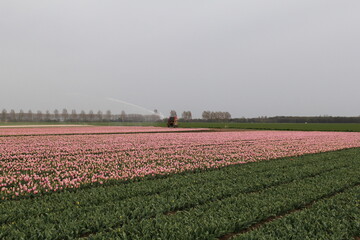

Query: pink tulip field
[0,125,206,136]
[1,127,360,199]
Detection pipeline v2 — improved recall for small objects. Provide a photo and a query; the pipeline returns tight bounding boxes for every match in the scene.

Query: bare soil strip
[217,183,360,240]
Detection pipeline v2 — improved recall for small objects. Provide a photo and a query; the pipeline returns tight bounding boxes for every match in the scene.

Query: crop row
[0,153,346,227]
[0,126,206,136]
[87,164,360,239]
[1,130,360,198]
[233,185,360,240]
[178,122,360,132]
[0,148,359,239]
[0,148,339,223]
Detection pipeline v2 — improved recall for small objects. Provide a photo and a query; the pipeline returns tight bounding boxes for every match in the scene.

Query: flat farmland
[0,126,207,136]
[0,126,359,239]
[177,122,360,132]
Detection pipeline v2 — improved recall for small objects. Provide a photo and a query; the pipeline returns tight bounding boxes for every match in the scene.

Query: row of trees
[7,108,355,123]
[202,111,232,120]
[0,109,161,122]
[169,110,193,121]
[170,110,231,121]
[1,109,233,122]
[231,116,360,123]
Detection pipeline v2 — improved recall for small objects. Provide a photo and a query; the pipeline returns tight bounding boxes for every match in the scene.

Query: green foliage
[233,186,360,240]
[0,149,359,239]
[177,122,360,132]
[2,121,360,132]
[88,164,360,240]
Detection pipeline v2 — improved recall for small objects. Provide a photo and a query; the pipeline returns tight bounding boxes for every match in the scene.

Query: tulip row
[1,130,360,198]
[0,149,337,225]
[0,149,359,239]
[0,126,206,136]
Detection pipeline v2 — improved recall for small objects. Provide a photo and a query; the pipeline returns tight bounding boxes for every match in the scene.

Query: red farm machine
[167,116,178,128]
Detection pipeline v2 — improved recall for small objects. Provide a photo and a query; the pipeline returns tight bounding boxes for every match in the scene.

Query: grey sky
[1,1,359,118]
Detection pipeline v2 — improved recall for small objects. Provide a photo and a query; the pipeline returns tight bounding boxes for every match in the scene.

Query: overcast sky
[1,1,359,118]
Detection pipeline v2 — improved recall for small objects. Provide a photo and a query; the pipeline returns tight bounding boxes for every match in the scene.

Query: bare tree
[70,110,78,122]
[88,110,94,121]
[61,109,68,122]
[170,110,177,117]
[181,111,187,120]
[188,111,192,120]
[1,109,7,122]
[36,110,43,121]
[181,111,192,121]
[216,112,224,120]
[202,111,210,120]
[54,109,60,121]
[45,110,51,121]
[8,109,16,122]
[120,110,126,122]
[27,110,33,122]
[18,109,25,121]
[96,110,103,121]
[105,110,112,121]
[79,110,86,121]
[202,111,231,121]
[224,112,231,120]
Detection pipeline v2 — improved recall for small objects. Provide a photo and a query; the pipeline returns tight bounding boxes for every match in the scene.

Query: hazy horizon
[1,1,360,118]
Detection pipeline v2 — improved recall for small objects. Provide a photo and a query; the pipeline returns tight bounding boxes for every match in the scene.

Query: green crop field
[91,122,360,132]
[2,121,360,132]
[1,148,359,239]
[177,122,360,132]
[93,122,360,132]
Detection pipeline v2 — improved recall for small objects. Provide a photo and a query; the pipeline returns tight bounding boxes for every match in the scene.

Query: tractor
[167,116,178,128]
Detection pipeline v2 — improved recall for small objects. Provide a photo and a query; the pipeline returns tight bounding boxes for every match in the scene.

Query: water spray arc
[106,98,165,119]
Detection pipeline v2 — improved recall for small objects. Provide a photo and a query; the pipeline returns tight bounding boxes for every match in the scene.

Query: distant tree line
[182,111,360,123]
[169,110,192,121]
[170,110,231,122]
[0,109,161,122]
[181,111,192,121]
[3,108,359,123]
[202,111,231,121]
[229,116,360,124]
[191,115,360,124]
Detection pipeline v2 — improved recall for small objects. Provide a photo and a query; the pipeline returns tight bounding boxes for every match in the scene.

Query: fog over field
[1,1,360,118]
